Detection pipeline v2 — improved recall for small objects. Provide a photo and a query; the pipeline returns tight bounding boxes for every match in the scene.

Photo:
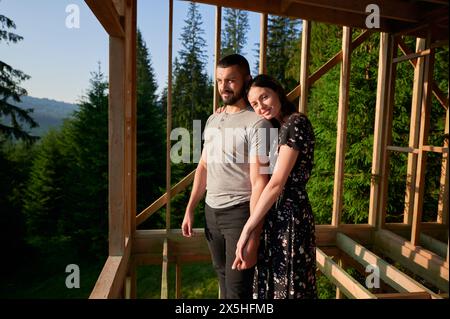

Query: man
[181,54,272,299]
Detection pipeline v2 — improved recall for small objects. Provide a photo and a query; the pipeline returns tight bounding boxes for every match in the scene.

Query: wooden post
[161,239,169,299]
[437,105,449,225]
[368,33,396,227]
[213,6,222,113]
[335,255,345,299]
[259,13,268,74]
[175,260,182,299]
[166,0,173,231]
[109,35,126,256]
[332,27,351,226]
[404,38,426,225]
[411,32,434,246]
[124,0,137,243]
[299,20,311,114]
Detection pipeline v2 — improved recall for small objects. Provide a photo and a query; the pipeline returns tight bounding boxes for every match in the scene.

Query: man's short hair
[217,54,250,77]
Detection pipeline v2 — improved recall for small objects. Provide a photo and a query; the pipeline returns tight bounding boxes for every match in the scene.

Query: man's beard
[221,86,246,105]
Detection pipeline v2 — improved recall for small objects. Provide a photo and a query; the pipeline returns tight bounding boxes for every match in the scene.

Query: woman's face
[247,86,282,120]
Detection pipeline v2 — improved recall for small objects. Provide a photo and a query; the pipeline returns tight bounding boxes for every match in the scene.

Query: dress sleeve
[279,114,314,154]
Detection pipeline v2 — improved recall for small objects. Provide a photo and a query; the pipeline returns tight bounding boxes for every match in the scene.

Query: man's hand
[182,209,194,237]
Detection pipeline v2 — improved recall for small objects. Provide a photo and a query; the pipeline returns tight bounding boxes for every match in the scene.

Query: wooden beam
[374,228,449,292]
[336,232,442,298]
[392,48,432,64]
[124,0,137,244]
[316,248,376,299]
[166,0,174,231]
[404,38,427,225]
[136,169,195,226]
[420,233,448,259]
[287,30,371,101]
[411,32,434,246]
[368,33,396,227]
[259,13,268,74]
[375,292,431,299]
[85,0,124,37]
[397,38,449,110]
[109,36,126,256]
[161,238,169,299]
[90,242,131,298]
[175,261,182,299]
[332,27,351,226]
[437,106,449,224]
[213,6,221,113]
[299,20,311,114]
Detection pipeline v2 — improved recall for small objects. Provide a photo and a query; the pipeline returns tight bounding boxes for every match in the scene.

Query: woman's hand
[232,227,258,271]
[215,106,225,113]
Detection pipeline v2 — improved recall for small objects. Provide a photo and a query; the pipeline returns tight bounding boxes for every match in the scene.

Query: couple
[181,54,317,299]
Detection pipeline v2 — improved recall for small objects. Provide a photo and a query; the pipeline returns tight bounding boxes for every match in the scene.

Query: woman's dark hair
[247,74,297,127]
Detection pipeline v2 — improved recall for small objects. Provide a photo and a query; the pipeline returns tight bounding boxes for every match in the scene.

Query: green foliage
[221,8,249,57]
[136,30,166,215]
[266,16,301,92]
[0,13,37,142]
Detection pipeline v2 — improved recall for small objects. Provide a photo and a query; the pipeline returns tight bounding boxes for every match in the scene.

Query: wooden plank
[316,248,376,299]
[411,32,434,246]
[368,33,395,227]
[176,261,182,299]
[136,169,195,226]
[90,243,131,298]
[374,228,449,292]
[332,27,351,226]
[166,0,174,231]
[336,232,442,298]
[109,36,126,256]
[161,238,169,299]
[124,0,137,243]
[420,233,448,259]
[213,6,221,113]
[375,292,431,299]
[289,0,420,23]
[387,146,417,154]
[392,48,431,64]
[437,105,449,224]
[299,20,311,114]
[85,0,124,37]
[259,13,268,74]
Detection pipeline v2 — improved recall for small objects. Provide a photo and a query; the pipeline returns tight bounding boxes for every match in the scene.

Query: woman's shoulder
[284,112,310,127]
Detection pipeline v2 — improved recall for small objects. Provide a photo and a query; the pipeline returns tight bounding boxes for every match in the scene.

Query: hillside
[3,96,78,137]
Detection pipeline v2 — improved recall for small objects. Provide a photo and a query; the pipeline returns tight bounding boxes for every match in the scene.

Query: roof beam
[287,0,421,23]
[85,0,125,37]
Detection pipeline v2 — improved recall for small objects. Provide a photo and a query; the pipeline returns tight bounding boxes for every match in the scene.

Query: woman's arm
[232,144,300,270]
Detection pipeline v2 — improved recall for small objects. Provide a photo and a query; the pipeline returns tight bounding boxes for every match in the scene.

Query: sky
[1,0,263,104]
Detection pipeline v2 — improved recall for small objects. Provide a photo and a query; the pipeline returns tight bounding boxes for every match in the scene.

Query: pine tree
[136,30,166,216]
[172,2,212,131]
[266,15,301,92]
[221,8,249,57]
[0,13,37,142]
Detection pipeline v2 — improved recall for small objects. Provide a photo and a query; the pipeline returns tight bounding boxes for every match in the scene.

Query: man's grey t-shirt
[203,107,273,209]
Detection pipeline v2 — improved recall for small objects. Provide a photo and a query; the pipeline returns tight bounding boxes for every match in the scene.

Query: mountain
[4,96,79,137]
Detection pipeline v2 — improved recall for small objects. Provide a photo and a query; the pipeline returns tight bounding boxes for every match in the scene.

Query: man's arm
[239,155,269,267]
[182,150,207,237]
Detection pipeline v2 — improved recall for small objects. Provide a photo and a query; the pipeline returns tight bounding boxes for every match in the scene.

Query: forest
[0,3,448,298]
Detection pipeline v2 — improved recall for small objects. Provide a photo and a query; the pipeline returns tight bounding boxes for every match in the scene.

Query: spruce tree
[266,15,301,92]
[136,30,166,220]
[221,8,249,57]
[0,13,37,142]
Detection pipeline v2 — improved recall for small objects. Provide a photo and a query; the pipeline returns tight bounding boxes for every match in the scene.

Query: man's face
[216,65,248,105]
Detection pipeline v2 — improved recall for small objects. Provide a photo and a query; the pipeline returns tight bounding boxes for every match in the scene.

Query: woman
[231,74,317,299]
